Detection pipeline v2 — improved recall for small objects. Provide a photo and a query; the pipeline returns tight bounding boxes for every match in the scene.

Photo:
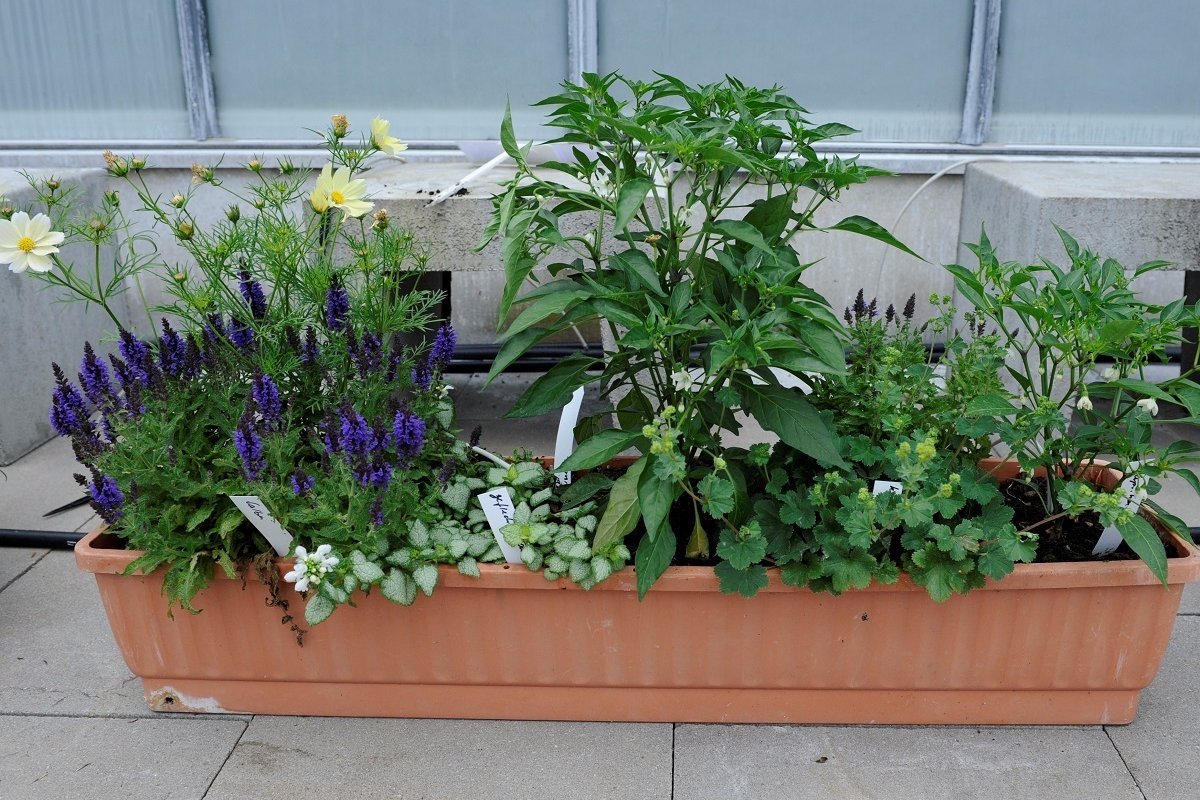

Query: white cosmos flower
[1076,395,1093,412]
[370,117,408,157]
[0,211,65,273]
[310,163,373,219]
[1136,398,1159,416]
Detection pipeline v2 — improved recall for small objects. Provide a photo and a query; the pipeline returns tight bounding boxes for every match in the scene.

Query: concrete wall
[0,169,119,464]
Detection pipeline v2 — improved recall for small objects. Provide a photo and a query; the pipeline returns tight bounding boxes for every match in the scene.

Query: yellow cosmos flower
[0,211,65,273]
[309,163,372,219]
[370,117,408,157]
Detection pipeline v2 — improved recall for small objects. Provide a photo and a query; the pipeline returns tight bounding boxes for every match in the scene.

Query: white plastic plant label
[1092,461,1145,557]
[552,387,586,486]
[872,480,903,496]
[229,495,294,556]
[477,486,523,564]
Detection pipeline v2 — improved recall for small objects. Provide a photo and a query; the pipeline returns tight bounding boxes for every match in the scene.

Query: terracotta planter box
[76,472,1200,724]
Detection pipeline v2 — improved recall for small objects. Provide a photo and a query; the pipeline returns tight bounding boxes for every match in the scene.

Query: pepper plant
[483,72,919,595]
[949,227,1200,583]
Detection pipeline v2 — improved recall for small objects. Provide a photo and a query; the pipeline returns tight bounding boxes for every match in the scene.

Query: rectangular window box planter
[75,471,1200,724]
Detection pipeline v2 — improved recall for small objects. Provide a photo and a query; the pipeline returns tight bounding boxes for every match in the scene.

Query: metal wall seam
[959,0,1003,145]
[567,0,598,84]
[174,0,221,140]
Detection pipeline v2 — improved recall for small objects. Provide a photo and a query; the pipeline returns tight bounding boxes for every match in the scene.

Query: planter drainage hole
[860,613,869,621]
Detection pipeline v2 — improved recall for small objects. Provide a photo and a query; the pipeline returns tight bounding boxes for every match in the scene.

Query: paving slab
[1181,584,1199,615]
[0,551,156,717]
[204,717,672,800]
[1106,616,1200,800]
[673,724,1140,800]
[0,547,46,590]
[0,714,245,800]
[0,435,94,532]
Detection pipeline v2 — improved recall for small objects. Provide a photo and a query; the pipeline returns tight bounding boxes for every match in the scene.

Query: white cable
[873,158,978,296]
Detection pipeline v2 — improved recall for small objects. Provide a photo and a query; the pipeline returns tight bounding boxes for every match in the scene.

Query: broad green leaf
[304,594,335,626]
[500,100,520,160]
[638,460,678,543]
[593,456,648,552]
[412,563,440,596]
[502,289,589,341]
[609,249,665,296]
[349,551,384,584]
[635,526,676,599]
[716,529,767,571]
[381,568,417,606]
[560,472,614,510]
[505,354,596,418]
[558,429,642,472]
[742,193,795,241]
[613,177,653,232]
[966,394,1019,417]
[741,382,845,467]
[828,215,923,260]
[485,327,551,386]
[1100,319,1139,344]
[710,219,775,257]
[1118,515,1169,586]
[714,561,769,597]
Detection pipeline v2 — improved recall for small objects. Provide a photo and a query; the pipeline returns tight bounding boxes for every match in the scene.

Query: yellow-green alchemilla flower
[371,117,408,156]
[0,211,65,273]
[310,163,373,219]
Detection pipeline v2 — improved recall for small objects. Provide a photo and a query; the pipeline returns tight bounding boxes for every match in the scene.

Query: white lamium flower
[283,544,340,594]
[1076,395,1093,412]
[370,117,408,157]
[1136,398,1159,416]
[0,211,65,273]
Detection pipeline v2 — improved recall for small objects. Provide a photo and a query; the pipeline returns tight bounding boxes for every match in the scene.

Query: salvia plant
[12,116,614,628]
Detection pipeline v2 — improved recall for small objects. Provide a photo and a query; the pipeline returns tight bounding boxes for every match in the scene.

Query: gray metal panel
[175,0,221,140]
[959,0,1002,145]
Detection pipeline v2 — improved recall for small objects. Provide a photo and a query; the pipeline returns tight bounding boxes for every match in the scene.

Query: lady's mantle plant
[484,72,918,596]
[7,116,610,628]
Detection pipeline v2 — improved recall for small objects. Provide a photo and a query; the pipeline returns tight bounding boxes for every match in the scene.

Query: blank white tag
[477,487,523,564]
[553,387,586,486]
[1093,461,1144,556]
[229,495,294,556]
[872,480,903,496]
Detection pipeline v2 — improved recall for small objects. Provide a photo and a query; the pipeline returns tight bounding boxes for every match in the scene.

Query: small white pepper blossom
[671,368,697,393]
[283,544,340,593]
[1101,365,1120,382]
[1136,398,1159,416]
[1076,395,1094,412]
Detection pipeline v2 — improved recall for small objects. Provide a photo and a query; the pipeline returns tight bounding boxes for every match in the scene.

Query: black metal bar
[0,529,82,549]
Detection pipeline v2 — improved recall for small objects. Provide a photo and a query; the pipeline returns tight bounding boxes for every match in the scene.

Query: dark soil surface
[1002,476,1148,563]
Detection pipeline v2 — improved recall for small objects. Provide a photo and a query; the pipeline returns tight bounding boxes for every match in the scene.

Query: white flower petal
[26,213,51,239]
[0,219,18,247]
[24,253,53,272]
